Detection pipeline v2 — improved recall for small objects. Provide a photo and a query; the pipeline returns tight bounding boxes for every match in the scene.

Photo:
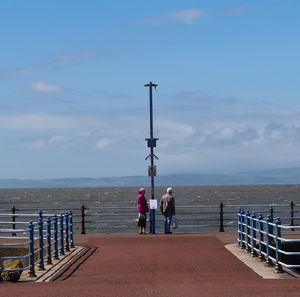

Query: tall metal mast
[144,81,158,234]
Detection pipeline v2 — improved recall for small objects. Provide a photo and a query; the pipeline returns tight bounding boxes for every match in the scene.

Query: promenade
[1,232,300,297]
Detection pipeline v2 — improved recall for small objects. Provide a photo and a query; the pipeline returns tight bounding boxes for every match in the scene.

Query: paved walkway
[1,232,300,297]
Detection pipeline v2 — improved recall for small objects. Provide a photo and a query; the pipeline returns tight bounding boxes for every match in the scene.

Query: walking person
[136,188,149,234]
[160,187,176,234]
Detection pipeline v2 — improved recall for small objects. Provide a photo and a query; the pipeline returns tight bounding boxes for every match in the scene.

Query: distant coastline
[1,167,300,188]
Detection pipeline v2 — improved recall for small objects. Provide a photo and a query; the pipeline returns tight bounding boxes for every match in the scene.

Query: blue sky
[0,0,300,179]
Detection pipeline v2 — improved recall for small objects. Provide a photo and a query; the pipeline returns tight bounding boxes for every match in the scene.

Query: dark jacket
[160,193,175,215]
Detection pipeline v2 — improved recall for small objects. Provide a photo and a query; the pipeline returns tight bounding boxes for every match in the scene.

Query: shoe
[165,231,172,234]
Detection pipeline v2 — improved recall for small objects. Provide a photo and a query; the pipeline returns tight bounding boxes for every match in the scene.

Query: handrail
[0,210,74,279]
[0,202,298,234]
[238,208,300,273]
[75,202,298,234]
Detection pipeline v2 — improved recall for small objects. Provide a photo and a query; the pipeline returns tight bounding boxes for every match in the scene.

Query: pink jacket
[137,191,149,214]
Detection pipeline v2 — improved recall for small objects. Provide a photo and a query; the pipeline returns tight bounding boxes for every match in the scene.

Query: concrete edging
[225,243,297,279]
[19,246,87,282]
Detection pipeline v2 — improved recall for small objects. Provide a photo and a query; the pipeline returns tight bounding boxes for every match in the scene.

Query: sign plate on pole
[149,199,158,209]
[148,165,157,177]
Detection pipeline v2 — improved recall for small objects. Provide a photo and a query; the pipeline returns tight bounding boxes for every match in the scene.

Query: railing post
[269,206,274,235]
[241,209,245,249]
[269,206,273,221]
[265,215,273,266]
[46,216,52,265]
[60,213,65,255]
[38,213,45,271]
[65,212,70,252]
[28,221,36,277]
[53,215,59,260]
[12,205,16,236]
[238,208,241,246]
[251,212,257,257]
[290,201,295,231]
[258,213,264,261]
[275,217,283,273]
[246,210,251,253]
[38,208,42,221]
[69,210,74,248]
[219,202,224,232]
[81,204,86,234]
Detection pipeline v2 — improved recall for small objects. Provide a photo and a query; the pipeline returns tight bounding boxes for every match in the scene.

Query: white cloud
[96,139,110,150]
[136,5,259,25]
[219,127,235,140]
[24,139,45,149]
[3,92,300,175]
[137,8,205,25]
[49,135,67,143]
[149,93,300,173]
[30,81,62,93]
[201,125,260,147]
[77,131,92,137]
[222,5,249,15]
[0,113,104,130]
[157,119,195,141]
[165,90,239,105]
[23,135,77,151]
[0,66,37,78]
[165,9,205,24]
[53,48,110,64]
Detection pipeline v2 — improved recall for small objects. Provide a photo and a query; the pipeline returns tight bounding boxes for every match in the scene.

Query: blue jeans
[163,213,173,233]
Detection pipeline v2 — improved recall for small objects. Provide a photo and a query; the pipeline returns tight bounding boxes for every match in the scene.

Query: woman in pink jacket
[136,188,149,234]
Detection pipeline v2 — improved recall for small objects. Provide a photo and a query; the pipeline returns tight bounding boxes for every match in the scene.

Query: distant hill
[238,167,300,184]
[1,167,300,188]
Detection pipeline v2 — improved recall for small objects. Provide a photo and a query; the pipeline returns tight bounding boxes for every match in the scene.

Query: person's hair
[139,188,145,194]
[167,187,172,193]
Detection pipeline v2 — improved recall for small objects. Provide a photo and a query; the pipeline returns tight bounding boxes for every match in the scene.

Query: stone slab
[225,243,296,279]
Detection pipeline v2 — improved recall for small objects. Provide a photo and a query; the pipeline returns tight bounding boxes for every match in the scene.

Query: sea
[0,185,299,233]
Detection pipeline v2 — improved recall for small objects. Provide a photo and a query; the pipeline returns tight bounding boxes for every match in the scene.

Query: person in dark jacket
[160,187,176,234]
[136,188,149,234]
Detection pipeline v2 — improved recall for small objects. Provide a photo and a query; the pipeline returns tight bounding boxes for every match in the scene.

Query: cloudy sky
[0,0,300,179]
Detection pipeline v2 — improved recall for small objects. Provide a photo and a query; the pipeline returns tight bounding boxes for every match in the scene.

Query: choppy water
[0,184,299,208]
[0,185,299,233]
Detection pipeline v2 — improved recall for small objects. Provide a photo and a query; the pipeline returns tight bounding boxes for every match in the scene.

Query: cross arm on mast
[144,82,158,87]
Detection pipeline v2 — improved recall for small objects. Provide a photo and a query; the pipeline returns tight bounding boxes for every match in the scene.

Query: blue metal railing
[0,210,74,277]
[238,208,300,273]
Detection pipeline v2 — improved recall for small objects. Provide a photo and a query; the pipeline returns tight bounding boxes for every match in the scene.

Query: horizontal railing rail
[1,201,298,234]
[0,210,74,278]
[238,208,300,273]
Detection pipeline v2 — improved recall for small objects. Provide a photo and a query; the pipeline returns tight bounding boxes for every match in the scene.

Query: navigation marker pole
[144,81,158,235]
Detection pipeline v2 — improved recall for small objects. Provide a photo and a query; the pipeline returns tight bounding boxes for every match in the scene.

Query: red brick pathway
[0,233,299,297]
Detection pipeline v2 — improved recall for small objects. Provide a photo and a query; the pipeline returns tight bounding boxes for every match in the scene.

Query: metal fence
[238,208,300,273]
[1,201,298,234]
[0,210,74,277]
[70,202,300,234]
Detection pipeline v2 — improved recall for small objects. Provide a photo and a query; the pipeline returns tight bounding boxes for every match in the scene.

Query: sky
[0,0,300,179]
